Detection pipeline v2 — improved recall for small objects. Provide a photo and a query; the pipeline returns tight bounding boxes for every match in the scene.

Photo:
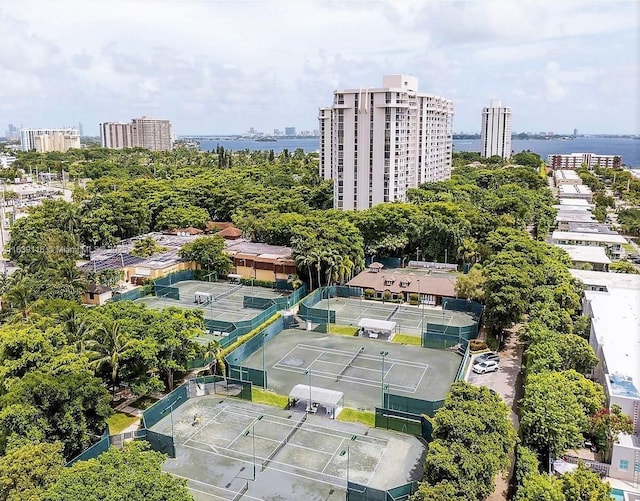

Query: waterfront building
[547,153,621,170]
[480,100,512,159]
[99,117,173,151]
[319,74,454,210]
[20,128,80,152]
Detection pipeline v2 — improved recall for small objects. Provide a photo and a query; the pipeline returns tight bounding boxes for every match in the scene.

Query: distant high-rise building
[20,128,81,152]
[319,74,454,210]
[100,117,173,151]
[480,100,512,159]
[273,128,281,136]
[131,117,173,151]
[284,127,296,136]
[100,122,135,149]
[573,128,578,138]
[78,122,84,136]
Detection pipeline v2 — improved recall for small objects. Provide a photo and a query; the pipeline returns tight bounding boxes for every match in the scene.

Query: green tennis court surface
[153,397,426,501]
[242,329,461,411]
[314,297,476,335]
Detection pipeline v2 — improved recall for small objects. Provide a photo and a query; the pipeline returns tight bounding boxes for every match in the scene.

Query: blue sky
[0,0,638,136]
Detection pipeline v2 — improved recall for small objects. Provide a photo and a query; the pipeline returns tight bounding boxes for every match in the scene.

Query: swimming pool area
[611,488,625,501]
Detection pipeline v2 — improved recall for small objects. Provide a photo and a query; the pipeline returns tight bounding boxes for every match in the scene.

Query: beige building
[99,122,135,149]
[99,117,173,151]
[319,74,454,210]
[20,128,80,152]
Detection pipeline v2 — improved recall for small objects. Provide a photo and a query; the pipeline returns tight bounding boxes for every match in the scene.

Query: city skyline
[0,1,638,136]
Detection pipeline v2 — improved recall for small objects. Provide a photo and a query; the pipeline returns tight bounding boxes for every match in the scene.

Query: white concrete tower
[480,99,512,159]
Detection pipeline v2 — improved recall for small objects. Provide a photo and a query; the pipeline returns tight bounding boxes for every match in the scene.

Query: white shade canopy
[289,384,343,407]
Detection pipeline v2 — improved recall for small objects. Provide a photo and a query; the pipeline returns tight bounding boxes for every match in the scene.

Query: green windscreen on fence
[375,407,423,436]
[139,429,175,458]
[386,482,418,501]
[443,298,484,321]
[384,393,444,417]
[195,375,253,400]
[154,285,180,300]
[65,430,110,466]
[421,323,477,349]
[224,317,284,388]
[142,384,189,429]
[243,296,275,309]
[110,288,144,302]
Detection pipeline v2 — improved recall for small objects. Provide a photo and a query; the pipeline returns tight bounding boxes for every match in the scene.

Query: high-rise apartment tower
[100,117,173,151]
[480,100,511,159]
[319,74,454,210]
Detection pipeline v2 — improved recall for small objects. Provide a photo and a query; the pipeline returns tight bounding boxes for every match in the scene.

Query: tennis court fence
[347,480,418,501]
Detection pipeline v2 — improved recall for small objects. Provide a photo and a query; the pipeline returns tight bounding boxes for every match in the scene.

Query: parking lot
[465,332,522,429]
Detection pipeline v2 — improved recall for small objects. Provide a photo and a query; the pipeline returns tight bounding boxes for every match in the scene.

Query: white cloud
[0,0,637,134]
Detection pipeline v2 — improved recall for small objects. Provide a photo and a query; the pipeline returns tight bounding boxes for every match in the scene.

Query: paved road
[466,331,523,500]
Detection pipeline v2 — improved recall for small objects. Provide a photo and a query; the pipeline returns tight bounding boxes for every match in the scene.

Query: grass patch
[337,407,375,427]
[107,413,140,434]
[391,334,421,346]
[129,395,159,410]
[251,387,289,408]
[623,243,635,253]
[329,324,358,336]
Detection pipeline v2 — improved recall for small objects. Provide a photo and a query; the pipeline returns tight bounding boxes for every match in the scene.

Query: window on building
[619,460,629,470]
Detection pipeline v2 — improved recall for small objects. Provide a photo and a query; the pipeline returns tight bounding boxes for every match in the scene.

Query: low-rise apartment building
[579,277,640,484]
[551,231,627,259]
[548,153,621,170]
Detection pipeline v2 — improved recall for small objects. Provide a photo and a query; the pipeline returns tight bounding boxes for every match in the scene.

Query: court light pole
[303,369,312,411]
[262,328,267,388]
[160,396,183,438]
[243,415,264,480]
[339,435,357,497]
[379,351,388,408]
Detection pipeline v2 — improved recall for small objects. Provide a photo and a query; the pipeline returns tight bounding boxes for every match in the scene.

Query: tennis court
[134,280,288,321]
[241,329,461,411]
[314,297,476,335]
[154,397,425,500]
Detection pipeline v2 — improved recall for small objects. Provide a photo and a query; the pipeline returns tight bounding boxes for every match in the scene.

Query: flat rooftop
[559,184,592,195]
[570,269,640,290]
[554,169,581,181]
[556,212,597,223]
[552,230,627,245]
[559,198,592,206]
[567,222,617,234]
[586,288,640,399]
[555,244,611,264]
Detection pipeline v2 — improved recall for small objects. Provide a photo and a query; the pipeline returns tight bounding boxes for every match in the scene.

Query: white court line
[272,364,419,392]
[181,442,346,488]
[320,437,346,474]
[273,344,428,391]
[294,343,428,368]
[183,407,229,444]
[171,472,265,501]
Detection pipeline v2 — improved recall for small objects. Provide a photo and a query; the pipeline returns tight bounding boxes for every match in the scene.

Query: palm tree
[5,284,36,322]
[90,321,134,395]
[61,309,95,355]
[201,340,222,375]
[294,253,315,290]
[457,237,480,266]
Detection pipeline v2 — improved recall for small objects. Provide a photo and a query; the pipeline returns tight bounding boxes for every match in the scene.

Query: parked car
[472,360,499,374]
[474,352,500,364]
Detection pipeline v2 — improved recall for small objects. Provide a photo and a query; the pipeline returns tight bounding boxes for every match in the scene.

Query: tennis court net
[336,346,365,381]
[214,283,243,301]
[261,413,307,470]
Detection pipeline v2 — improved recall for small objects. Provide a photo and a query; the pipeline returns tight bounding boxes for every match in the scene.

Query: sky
[0,0,638,136]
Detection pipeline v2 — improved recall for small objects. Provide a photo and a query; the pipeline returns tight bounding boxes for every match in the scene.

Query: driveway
[466,331,522,429]
[466,330,524,501]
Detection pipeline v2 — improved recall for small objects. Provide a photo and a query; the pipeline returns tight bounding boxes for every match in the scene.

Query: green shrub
[364,288,376,299]
[409,293,419,305]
